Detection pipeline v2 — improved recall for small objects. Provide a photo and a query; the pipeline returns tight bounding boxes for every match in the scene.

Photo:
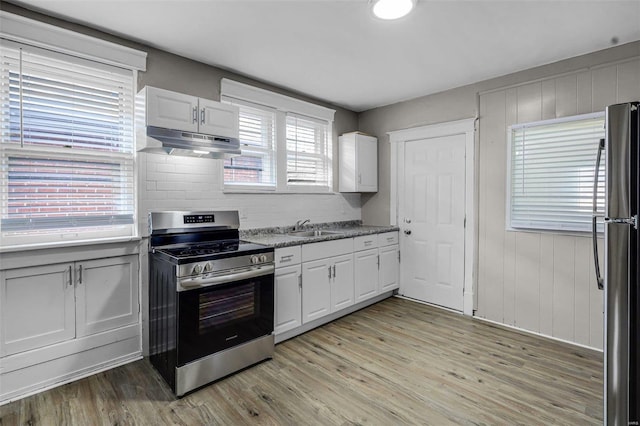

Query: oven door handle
[178,264,274,291]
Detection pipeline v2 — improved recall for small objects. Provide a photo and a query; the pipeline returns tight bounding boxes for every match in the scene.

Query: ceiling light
[372,0,415,20]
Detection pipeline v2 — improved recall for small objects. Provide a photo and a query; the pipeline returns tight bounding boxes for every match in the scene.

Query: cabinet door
[379,245,400,292]
[146,87,198,132]
[1,263,75,356]
[302,259,331,324]
[331,254,355,312]
[274,265,302,335]
[76,255,139,337]
[356,135,378,192]
[198,98,239,139]
[354,249,379,303]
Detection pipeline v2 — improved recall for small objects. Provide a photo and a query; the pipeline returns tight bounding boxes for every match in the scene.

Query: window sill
[223,188,337,195]
[505,227,602,238]
[0,236,142,254]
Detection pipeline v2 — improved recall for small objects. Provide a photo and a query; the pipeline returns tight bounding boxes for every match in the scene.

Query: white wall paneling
[476,57,640,350]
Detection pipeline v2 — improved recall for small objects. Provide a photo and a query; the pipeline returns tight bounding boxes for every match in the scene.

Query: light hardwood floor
[0,297,603,425]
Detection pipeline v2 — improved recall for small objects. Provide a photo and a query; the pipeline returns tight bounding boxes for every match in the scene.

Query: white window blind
[0,42,135,246]
[286,113,331,189]
[508,113,605,233]
[220,80,335,193]
[222,99,276,188]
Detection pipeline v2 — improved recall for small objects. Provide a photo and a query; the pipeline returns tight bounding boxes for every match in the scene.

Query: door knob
[404,229,412,235]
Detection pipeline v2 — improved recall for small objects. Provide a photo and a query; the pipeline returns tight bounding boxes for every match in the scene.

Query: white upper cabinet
[145,87,199,133]
[198,98,238,138]
[339,132,378,192]
[142,86,239,138]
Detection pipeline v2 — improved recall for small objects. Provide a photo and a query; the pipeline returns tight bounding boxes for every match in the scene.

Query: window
[286,114,331,188]
[0,41,136,247]
[221,79,334,192]
[507,112,605,233]
[223,99,276,189]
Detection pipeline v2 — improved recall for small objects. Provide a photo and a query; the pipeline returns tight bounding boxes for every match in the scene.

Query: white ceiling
[8,0,640,112]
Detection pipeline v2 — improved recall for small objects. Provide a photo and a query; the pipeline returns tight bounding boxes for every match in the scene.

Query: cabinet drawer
[378,231,399,247]
[353,234,378,251]
[302,238,353,262]
[275,246,302,267]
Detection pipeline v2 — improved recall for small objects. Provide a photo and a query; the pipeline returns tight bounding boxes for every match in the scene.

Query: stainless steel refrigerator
[594,101,639,425]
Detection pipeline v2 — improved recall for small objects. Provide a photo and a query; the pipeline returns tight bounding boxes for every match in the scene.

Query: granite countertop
[240,221,400,248]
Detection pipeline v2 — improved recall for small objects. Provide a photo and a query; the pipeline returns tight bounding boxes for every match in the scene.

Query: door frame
[388,118,477,316]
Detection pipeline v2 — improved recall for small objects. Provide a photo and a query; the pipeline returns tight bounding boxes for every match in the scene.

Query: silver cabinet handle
[592,138,604,290]
[78,264,83,284]
[192,106,198,124]
[298,274,302,290]
[328,266,332,279]
[332,265,336,278]
[200,108,205,125]
[68,265,73,287]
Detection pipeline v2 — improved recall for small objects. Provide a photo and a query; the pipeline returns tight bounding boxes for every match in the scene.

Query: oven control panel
[183,214,215,224]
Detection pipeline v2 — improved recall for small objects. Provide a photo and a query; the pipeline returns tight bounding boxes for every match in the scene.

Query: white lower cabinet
[76,256,140,337]
[0,253,141,403]
[378,232,400,293]
[378,244,400,293]
[302,258,332,323]
[301,254,355,323]
[354,248,379,302]
[274,264,302,335]
[274,231,398,342]
[1,263,76,357]
[330,254,355,312]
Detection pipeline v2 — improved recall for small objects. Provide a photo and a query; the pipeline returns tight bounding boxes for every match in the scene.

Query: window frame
[220,79,335,194]
[505,111,605,235]
[221,97,277,192]
[0,39,139,249]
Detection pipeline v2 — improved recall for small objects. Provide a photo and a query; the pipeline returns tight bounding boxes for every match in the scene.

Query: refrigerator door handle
[592,216,604,290]
[592,138,605,290]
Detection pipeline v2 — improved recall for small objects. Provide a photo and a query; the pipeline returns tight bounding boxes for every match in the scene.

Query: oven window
[198,282,257,333]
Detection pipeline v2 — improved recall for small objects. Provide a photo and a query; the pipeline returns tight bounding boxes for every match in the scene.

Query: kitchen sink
[287,230,345,237]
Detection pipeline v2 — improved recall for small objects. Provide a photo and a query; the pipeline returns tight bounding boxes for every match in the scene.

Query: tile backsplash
[137,152,361,236]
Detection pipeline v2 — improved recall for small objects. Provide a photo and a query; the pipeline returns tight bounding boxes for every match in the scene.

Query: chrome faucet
[294,219,310,231]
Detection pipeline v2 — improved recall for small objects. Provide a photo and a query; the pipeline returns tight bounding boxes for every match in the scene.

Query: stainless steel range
[148,210,274,397]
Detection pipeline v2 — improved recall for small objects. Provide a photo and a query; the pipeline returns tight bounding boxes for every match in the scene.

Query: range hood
[141,126,241,159]
[136,86,241,159]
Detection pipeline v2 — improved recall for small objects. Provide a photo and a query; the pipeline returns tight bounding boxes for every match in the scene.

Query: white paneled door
[400,134,466,311]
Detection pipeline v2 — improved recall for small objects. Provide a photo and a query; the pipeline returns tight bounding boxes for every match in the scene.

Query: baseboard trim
[472,315,603,354]
[1,338,142,405]
[275,290,395,344]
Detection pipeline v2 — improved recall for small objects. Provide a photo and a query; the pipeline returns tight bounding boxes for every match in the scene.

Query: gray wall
[359,41,640,348]
[358,41,640,226]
